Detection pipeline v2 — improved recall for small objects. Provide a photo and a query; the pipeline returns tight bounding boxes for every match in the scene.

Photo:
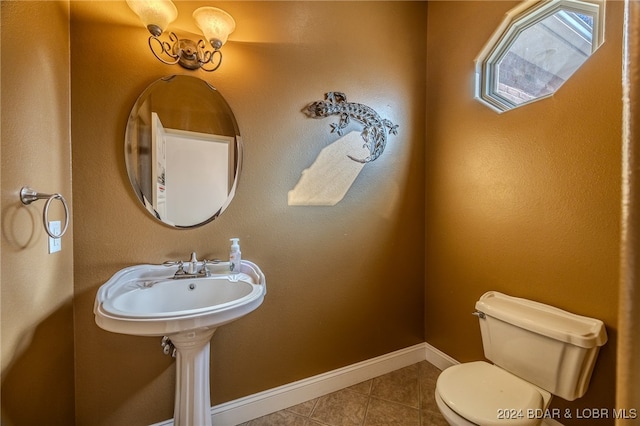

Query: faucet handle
[200,259,212,277]
[174,261,186,275]
[163,260,186,276]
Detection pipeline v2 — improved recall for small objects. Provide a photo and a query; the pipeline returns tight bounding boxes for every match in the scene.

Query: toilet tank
[475,291,607,401]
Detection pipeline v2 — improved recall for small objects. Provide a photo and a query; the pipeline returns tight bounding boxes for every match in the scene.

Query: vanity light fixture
[126,0,235,72]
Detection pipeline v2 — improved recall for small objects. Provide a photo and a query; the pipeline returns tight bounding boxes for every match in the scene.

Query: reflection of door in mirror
[151,112,233,226]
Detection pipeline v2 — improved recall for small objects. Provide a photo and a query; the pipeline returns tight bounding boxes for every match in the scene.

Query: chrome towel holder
[20,186,69,239]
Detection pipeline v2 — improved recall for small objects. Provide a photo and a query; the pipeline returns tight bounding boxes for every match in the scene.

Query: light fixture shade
[126,0,178,33]
[193,7,236,49]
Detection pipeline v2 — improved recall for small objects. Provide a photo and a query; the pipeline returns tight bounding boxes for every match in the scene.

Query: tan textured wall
[5,2,621,424]
[0,1,75,424]
[71,2,426,424]
[426,2,622,424]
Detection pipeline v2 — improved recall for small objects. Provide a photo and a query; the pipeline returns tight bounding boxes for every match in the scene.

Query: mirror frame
[124,75,243,228]
[475,0,605,113]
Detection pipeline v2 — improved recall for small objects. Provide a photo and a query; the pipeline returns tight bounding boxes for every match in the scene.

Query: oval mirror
[125,75,242,228]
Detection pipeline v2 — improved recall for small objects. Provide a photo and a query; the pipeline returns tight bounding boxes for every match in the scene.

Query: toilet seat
[436,361,550,426]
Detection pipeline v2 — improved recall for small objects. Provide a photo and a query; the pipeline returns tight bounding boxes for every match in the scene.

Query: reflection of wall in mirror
[151,113,233,226]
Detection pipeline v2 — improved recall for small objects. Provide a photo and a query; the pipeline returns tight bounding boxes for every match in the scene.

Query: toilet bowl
[435,291,607,426]
[436,361,551,426]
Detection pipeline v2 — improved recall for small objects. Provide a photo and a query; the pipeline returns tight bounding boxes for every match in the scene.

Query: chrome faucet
[164,252,212,279]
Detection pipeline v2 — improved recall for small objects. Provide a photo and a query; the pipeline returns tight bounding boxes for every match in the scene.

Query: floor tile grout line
[306,396,321,423]
[419,372,425,426]
[367,394,422,411]
[361,391,374,426]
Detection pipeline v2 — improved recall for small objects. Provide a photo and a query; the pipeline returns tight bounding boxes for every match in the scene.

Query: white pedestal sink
[94,260,266,426]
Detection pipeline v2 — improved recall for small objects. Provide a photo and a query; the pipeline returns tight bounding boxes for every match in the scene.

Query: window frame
[474,0,605,113]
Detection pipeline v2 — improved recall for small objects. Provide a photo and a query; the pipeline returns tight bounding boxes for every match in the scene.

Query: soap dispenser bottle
[229,238,241,273]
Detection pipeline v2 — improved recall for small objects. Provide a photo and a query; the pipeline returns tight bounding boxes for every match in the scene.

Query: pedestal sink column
[169,328,217,426]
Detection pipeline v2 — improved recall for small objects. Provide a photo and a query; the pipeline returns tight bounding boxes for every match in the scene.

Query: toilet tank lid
[476,291,608,348]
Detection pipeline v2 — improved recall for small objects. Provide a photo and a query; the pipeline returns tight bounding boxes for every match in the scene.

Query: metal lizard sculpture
[303,92,398,163]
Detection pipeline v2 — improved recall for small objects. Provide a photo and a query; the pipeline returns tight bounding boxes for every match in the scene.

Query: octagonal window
[475,0,605,113]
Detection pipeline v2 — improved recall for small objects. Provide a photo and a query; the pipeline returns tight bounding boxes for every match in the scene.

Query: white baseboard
[149,343,567,426]
[151,342,452,426]
[423,342,459,370]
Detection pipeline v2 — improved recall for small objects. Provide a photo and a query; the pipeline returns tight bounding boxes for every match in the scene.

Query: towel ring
[20,186,69,239]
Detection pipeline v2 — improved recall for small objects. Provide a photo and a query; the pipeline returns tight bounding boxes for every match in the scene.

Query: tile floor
[238,361,449,426]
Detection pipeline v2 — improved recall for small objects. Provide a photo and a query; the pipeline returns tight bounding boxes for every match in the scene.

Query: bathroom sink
[95,257,266,426]
[94,260,266,336]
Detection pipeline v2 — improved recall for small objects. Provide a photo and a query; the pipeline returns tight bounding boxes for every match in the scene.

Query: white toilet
[435,291,607,426]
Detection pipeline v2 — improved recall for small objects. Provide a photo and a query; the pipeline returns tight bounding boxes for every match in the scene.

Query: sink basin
[95,260,266,336]
[104,278,254,317]
[94,259,266,426]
